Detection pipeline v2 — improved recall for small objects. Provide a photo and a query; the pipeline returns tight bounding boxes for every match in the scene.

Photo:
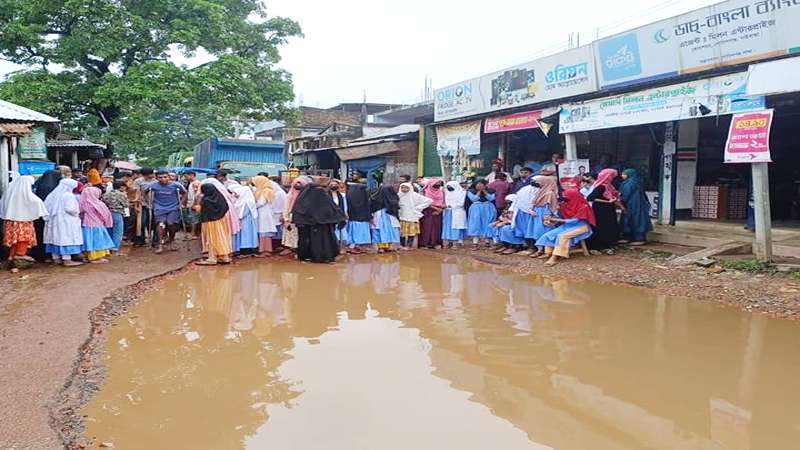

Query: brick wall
[301,107,361,128]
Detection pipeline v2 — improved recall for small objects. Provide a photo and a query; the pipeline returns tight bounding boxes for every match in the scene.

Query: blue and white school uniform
[535,219,593,248]
[332,194,348,243]
[466,192,497,238]
[526,205,557,240]
[81,225,115,253]
[499,224,525,245]
[441,208,466,241]
[371,209,400,244]
[234,207,259,252]
[347,221,372,245]
[510,185,536,239]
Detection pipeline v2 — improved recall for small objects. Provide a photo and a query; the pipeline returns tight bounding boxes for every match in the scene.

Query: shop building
[0,99,60,196]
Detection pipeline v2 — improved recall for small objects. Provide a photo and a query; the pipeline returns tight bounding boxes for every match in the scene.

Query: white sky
[0,0,722,108]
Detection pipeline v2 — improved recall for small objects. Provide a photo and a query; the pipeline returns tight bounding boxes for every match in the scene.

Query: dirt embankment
[441,244,800,319]
[0,245,200,450]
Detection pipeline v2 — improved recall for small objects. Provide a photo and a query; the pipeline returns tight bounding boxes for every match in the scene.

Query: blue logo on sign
[599,33,642,81]
[653,29,670,44]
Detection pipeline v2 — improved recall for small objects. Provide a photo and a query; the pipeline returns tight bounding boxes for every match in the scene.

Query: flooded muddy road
[82,255,800,449]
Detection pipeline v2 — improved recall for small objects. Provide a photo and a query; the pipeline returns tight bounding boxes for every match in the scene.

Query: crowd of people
[0,158,653,270]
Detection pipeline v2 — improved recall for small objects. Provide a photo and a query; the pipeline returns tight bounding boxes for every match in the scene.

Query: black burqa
[586,185,620,250]
[200,183,229,222]
[369,185,400,218]
[346,183,371,222]
[292,185,347,263]
[30,170,63,261]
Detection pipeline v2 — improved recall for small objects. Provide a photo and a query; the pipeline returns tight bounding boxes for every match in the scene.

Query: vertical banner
[557,159,590,190]
[436,121,481,156]
[724,109,773,163]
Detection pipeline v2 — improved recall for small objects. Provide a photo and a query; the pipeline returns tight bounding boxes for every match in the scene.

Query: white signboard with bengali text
[434,46,598,122]
[436,121,482,156]
[559,72,765,133]
[594,0,800,89]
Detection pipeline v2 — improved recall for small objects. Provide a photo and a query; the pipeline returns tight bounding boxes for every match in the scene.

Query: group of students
[0,161,652,269]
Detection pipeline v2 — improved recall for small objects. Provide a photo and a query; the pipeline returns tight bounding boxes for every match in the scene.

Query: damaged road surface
[74,255,800,449]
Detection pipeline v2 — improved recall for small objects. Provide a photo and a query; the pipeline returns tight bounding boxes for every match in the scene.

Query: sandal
[62,260,84,267]
[195,259,218,266]
[544,259,557,267]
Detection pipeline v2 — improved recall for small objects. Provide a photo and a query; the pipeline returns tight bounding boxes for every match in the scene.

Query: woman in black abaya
[292,184,347,263]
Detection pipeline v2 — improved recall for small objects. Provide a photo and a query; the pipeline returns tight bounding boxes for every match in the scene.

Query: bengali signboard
[484,110,542,133]
[436,121,481,156]
[724,109,773,163]
[594,0,800,89]
[17,127,48,160]
[557,159,591,190]
[434,46,598,121]
[559,72,765,133]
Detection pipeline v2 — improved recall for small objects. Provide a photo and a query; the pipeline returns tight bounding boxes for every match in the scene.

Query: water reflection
[84,255,800,450]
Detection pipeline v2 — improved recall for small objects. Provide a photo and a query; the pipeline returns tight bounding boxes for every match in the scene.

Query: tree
[0,0,301,165]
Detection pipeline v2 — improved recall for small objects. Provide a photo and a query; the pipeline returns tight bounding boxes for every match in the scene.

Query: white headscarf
[228,184,258,220]
[269,180,287,216]
[0,175,48,221]
[444,180,467,229]
[511,183,538,222]
[43,178,79,220]
[397,182,432,222]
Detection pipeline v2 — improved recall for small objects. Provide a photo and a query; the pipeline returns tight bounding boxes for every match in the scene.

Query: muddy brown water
[82,254,800,449]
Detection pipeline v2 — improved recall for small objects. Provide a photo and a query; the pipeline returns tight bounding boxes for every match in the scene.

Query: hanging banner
[484,110,542,133]
[559,72,765,133]
[435,46,598,121]
[724,109,773,163]
[557,159,591,190]
[17,127,48,160]
[436,121,481,156]
[594,0,800,89]
[747,56,800,96]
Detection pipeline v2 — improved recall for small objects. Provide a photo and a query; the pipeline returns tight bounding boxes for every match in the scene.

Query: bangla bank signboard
[434,46,598,122]
[595,0,800,89]
[559,72,765,133]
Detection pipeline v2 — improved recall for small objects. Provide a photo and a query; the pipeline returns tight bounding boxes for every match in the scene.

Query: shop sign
[724,109,773,163]
[436,121,481,156]
[17,127,48,160]
[747,56,800,96]
[434,46,598,121]
[559,72,765,133]
[558,159,590,189]
[594,0,800,89]
[484,111,542,133]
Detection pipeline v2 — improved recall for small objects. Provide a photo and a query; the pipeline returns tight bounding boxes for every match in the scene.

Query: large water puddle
[83,254,800,449]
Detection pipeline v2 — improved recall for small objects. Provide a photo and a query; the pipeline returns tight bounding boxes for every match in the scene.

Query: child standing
[370,185,401,252]
[397,182,433,250]
[441,181,467,247]
[79,186,116,263]
[1,175,49,264]
[466,180,497,248]
[101,180,129,255]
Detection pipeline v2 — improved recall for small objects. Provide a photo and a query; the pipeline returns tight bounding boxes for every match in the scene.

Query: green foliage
[721,259,773,273]
[0,0,301,165]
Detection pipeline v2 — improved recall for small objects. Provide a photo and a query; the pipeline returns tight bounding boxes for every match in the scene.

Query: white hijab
[0,175,48,221]
[511,183,538,222]
[228,184,258,220]
[444,181,467,229]
[397,183,432,222]
[269,180,287,215]
[43,178,79,220]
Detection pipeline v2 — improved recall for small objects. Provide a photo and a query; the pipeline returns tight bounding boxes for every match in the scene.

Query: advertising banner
[484,111,542,133]
[747,56,800,96]
[434,46,598,122]
[17,127,48,160]
[557,159,591,190]
[436,121,481,156]
[559,72,765,133]
[594,0,800,89]
[724,109,773,163]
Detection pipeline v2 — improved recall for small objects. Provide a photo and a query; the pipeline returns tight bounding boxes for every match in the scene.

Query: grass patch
[721,259,773,273]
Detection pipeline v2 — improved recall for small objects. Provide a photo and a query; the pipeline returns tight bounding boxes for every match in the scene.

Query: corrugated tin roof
[47,139,106,149]
[0,122,34,136]
[350,124,419,143]
[0,99,59,123]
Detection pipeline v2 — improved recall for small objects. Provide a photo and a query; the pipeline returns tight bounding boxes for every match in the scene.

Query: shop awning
[335,142,401,161]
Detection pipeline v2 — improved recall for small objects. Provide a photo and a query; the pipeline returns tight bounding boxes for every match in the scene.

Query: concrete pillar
[71,150,78,170]
[0,137,9,196]
[564,133,578,160]
[659,123,677,225]
[752,162,772,261]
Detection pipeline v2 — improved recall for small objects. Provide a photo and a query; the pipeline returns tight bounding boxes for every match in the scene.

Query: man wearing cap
[485,159,512,184]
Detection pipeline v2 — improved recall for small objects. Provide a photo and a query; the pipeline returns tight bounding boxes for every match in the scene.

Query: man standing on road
[132,168,156,247]
[182,170,202,239]
[145,170,186,253]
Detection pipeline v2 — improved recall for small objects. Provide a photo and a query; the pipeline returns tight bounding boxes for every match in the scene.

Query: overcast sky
[0,0,721,108]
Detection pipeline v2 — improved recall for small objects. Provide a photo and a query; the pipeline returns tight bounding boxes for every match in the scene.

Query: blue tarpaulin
[347,157,386,190]
[19,160,56,176]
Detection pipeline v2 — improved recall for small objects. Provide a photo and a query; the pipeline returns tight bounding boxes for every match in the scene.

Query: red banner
[484,111,542,134]
[724,110,773,164]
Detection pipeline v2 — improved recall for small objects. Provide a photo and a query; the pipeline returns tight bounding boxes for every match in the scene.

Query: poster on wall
[436,121,481,156]
[17,127,48,160]
[676,160,698,209]
[724,109,773,163]
[557,159,590,190]
[559,72,765,133]
[434,46,598,121]
[594,0,800,89]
